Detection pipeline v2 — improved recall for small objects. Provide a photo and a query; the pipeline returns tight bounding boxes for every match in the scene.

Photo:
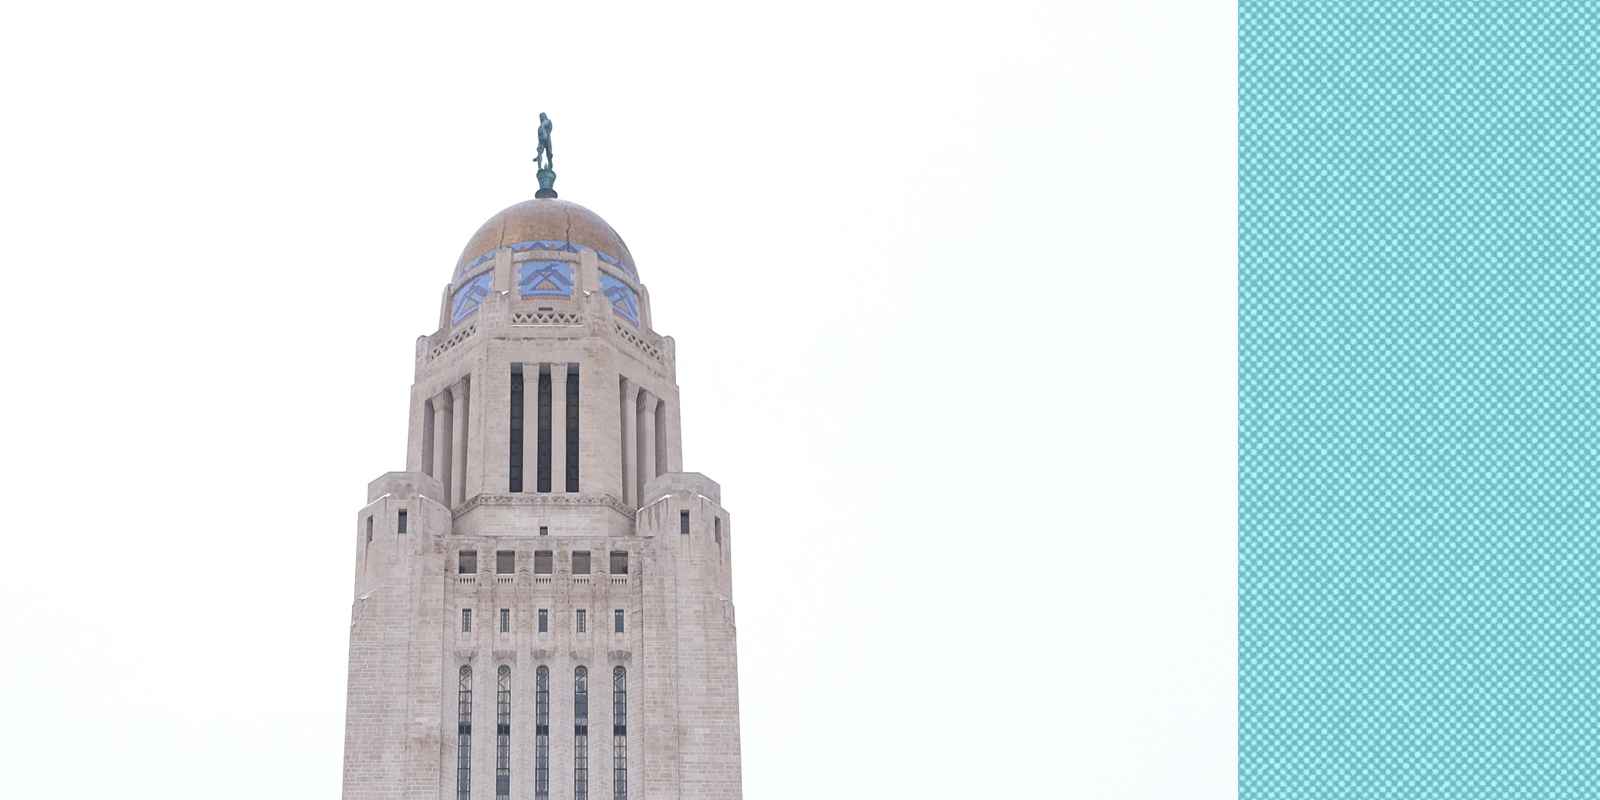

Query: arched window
[612,667,627,800]
[496,666,511,800]
[536,666,550,800]
[574,667,589,800]
[457,665,473,800]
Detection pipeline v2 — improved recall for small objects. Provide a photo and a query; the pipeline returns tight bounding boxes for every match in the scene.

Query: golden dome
[452,197,636,281]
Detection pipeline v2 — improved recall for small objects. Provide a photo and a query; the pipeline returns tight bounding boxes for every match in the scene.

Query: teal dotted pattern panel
[1240,4,1600,798]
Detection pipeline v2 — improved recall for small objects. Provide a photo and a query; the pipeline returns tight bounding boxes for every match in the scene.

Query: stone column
[620,377,637,507]
[639,390,657,503]
[551,363,567,493]
[451,379,469,507]
[432,393,452,502]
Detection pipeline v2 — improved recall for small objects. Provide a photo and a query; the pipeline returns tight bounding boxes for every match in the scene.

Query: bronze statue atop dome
[535,112,558,198]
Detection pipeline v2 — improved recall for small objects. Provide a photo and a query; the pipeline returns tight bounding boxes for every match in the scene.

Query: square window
[537,609,549,633]
[534,551,553,574]
[459,550,478,574]
[573,551,591,575]
[614,609,624,634]
[680,510,690,535]
[397,509,407,533]
[499,608,510,633]
[539,525,548,536]
[496,550,515,574]
[609,551,629,575]
[461,608,472,633]
[576,609,587,634]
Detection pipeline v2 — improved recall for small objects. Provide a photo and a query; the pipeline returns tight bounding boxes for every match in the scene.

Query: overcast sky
[1,2,1234,797]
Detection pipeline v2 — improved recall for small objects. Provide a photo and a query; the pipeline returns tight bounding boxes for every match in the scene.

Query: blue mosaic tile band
[455,240,636,282]
[450,271,492,325]
[1241,4,1600,799]
[458,249,496,278]
[598,272,640,327]
[518,260,574,298]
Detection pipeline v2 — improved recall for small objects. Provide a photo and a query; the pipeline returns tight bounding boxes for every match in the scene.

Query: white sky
[0,2,1235,797]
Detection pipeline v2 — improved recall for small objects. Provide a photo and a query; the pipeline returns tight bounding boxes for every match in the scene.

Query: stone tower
[343,189,742,800]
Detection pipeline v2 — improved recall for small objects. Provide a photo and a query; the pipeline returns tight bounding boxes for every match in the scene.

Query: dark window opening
[509,364,524,493]
[612,667,627,799]
[680,510,689,535]
[572,551,591,575]
[566,365,580,491]
[497,550,515,574]
[534,551,553,574]
[459,550,478,575]
[462,608,472,633]
[575,667,589,800]
[535,666,550,800]
[536,366,553,493]
[457,666,472,800]
[537,608,548,634]
[496,666,511,800]
[609,551,629,575]
[539,525,549,536]
[614,609,624,634]
[366,516,373,544]
[397,510,408,533]
[576,609,587,634]
[499,608,510,633]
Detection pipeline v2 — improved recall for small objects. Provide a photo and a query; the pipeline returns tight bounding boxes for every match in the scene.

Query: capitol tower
[342,132,743,800]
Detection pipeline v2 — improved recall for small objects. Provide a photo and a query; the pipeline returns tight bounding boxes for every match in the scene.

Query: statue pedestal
[535,168,558,199]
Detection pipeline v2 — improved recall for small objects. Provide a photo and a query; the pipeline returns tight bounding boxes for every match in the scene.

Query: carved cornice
[457,492,633,519]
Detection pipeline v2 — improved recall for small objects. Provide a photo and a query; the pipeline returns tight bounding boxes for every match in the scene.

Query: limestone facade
[343,197,742,800]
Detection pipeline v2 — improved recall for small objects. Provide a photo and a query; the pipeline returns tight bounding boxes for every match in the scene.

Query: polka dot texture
[1240,4,1600,798]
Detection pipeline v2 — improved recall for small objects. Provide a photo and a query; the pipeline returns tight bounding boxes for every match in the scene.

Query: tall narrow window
[538,609,549,634]
[574,666,589,800]
[614,609,624,634]
[457,665,473,800]
[509,364,524,492]
[535,666,550,800]
[612,667,627,799]
[366,516,373,544]
[499,609,510,633]
[566,365,580,491]
[536,365,553,493]
[462,608,473,633]
[398,509,407,533]
[680,510,689,535]
[576,609,587,634]
[496,666,511,800]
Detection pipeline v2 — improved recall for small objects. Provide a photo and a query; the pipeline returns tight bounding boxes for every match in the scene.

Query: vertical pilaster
[521,362,537,496]
[451,379,469,507]
[551,363,568,493]
[620,377,637,508]
[465,359,486,503]
[433,394,452,503]
[639,391,657,502]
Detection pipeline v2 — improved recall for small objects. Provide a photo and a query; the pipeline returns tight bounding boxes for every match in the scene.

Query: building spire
[534,112,557,198]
